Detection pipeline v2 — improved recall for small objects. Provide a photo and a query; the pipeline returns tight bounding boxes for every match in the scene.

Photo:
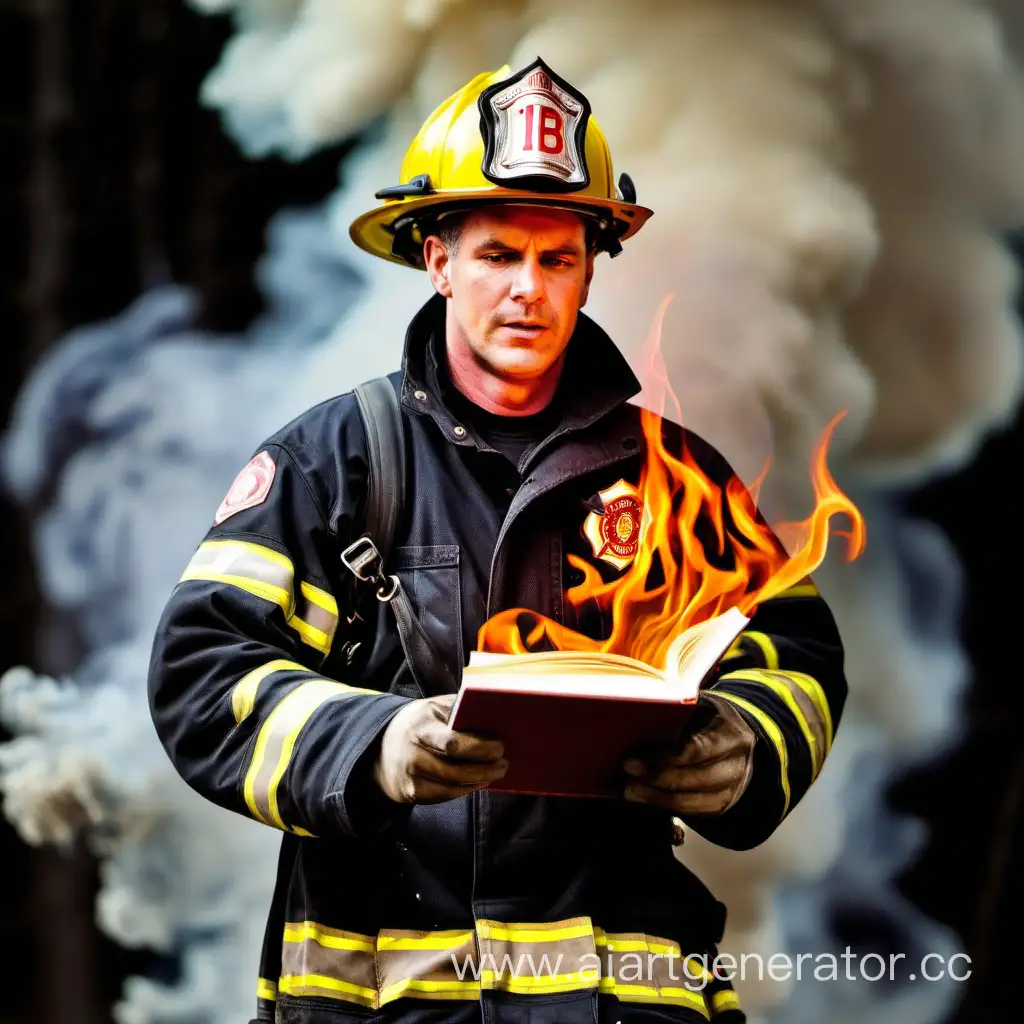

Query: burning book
[452,300,866,797]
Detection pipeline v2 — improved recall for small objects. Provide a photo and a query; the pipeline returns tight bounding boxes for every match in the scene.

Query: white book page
[454,671,673,702]
[466,649,663,680]
[455,607,749,714]
[663,606,750,698]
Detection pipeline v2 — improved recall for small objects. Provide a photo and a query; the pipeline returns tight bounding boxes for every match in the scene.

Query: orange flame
[477,295,866,662]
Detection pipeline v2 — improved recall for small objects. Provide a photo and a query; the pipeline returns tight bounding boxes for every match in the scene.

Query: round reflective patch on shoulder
[215,451,276,525]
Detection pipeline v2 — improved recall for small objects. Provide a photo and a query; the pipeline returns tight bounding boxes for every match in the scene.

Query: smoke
[0,207,363,1023]
[831,0,1024,478]
[189,0,471,159]
[1,1,1021,1021]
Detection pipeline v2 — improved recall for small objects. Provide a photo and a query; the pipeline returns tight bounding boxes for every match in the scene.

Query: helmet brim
[348,190,654,268]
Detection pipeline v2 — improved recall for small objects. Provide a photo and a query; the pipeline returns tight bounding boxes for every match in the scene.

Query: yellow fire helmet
[349,57,654,268]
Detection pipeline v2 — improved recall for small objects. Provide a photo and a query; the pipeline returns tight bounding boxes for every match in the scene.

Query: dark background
[0,2,1019,1021]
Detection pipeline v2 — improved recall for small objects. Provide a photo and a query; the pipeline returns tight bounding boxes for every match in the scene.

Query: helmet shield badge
[478,57,592,193]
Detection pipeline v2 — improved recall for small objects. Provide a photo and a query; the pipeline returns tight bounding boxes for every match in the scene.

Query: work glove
[374,693,508,804]
[621,692,756,816]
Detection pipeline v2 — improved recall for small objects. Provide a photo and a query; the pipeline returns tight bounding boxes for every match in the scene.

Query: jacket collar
[399,292,641,449]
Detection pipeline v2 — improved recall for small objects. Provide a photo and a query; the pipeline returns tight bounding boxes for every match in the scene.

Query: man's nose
[509,256,545,304]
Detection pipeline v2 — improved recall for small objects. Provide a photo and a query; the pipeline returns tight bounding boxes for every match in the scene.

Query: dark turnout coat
[149,294,846,1024]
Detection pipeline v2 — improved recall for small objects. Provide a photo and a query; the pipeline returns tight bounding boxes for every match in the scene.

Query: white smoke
[2,1,1021,1021]
[0,207,363,1023]
[190,0,464,159]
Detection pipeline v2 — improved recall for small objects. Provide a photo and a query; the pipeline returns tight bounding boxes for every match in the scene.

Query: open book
[449,605,749,798]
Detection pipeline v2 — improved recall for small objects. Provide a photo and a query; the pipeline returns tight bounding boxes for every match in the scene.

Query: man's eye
[482,253,510,264]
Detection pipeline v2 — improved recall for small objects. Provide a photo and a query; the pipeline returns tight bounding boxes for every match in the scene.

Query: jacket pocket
[390,545,465,675]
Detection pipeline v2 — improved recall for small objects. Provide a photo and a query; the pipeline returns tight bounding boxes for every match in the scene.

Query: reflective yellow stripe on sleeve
[242,678,378,833]
[742,631,779,670]
[718,631,779,670]
[711,989,742,1013]
[256,977,277,1002]
[231,659,307,724]
[784,669,834,749]
[770,582,819,599]
[721,669,832,777]
[292,582,339,655]
[179,540,339,657]
[710,691,791,818]
[181,539,293,607]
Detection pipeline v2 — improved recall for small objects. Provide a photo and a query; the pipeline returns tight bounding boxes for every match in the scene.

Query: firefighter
[149,58,847,1024]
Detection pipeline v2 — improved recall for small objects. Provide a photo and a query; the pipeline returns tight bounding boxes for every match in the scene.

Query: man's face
[424,206,595,382]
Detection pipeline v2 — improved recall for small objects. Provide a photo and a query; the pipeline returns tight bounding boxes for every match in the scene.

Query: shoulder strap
[343,376,456,698]
[353,375,405,565]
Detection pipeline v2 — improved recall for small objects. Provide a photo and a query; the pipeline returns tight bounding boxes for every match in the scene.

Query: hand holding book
[448,606,749,798]
[374,694,509,804]
[375,598,771,807]
[621,692,757,816]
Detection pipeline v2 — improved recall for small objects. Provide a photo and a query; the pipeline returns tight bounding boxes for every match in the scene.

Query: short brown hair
[432,212,466,257]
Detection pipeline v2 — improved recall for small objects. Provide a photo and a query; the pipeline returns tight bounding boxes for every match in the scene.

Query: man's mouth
[503,321,547,333]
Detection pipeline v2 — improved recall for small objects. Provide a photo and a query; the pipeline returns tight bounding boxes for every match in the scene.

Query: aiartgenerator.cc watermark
[449,947,973,990]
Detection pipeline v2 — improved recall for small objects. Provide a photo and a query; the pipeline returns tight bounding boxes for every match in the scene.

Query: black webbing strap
[354,377,405,565]
[342,378,457,697]
[389,586,458,696]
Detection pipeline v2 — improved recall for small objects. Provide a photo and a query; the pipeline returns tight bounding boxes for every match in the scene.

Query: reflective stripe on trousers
[257,916,746,1020]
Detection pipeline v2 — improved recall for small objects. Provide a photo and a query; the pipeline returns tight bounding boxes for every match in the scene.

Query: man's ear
[579,251,596,309]
[424,236,453,298]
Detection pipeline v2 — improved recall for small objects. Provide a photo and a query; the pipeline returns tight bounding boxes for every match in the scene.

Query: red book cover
[449,607,748,798]
[450,686,700,798]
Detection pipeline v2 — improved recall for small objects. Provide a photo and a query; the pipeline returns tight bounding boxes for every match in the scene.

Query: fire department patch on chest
[582,479,649,570]
[215,451,276,525]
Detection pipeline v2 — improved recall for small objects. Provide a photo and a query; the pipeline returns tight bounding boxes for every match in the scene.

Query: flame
[477,295,866,662]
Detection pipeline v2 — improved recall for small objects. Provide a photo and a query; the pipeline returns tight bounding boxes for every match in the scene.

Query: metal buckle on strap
[341,536,382,581]
[341,536,399,603]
